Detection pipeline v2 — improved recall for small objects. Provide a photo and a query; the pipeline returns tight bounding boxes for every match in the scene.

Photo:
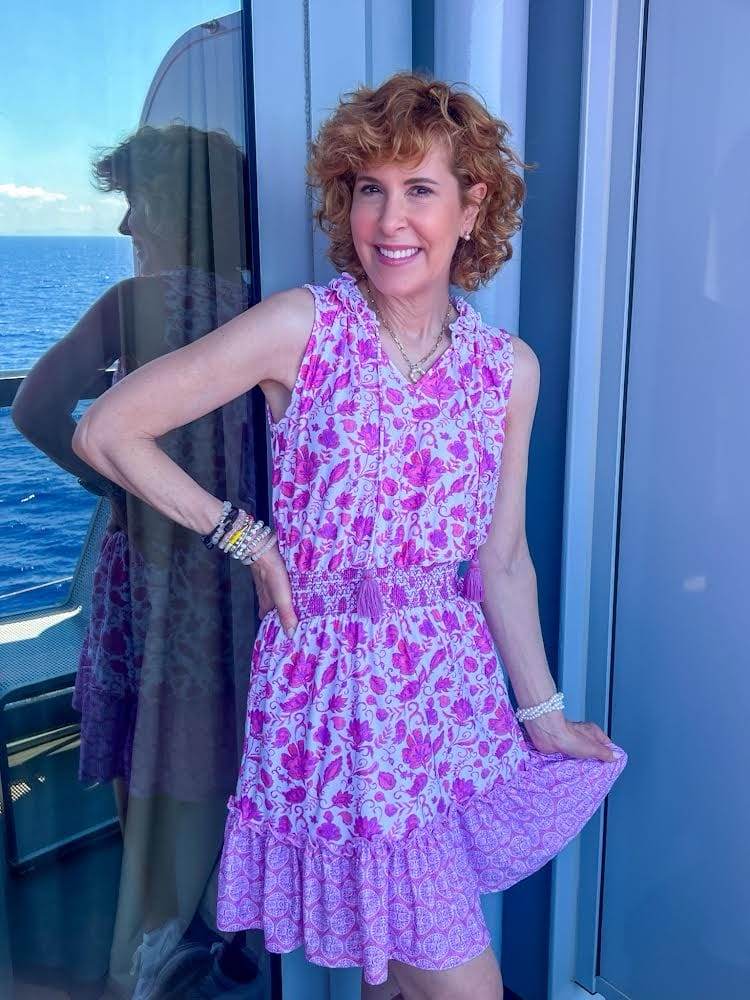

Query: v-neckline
[349,277,465,391]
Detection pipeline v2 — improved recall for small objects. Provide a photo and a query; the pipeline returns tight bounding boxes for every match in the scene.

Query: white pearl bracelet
[515,691,565,723]
[243,532,278,565]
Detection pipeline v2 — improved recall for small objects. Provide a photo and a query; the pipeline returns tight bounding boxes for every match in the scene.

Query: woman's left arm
[478,335,615,762]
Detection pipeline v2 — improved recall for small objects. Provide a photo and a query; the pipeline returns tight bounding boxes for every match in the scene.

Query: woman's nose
[378,197,407,235]
[118,211,131,236]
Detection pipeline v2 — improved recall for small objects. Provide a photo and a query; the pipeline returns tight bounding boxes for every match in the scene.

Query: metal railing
[0,366,115,408]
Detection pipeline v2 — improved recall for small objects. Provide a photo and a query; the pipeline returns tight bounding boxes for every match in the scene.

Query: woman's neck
[360,278,456,348]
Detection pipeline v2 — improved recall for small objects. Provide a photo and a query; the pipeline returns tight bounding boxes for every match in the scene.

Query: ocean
[0,235,134,614]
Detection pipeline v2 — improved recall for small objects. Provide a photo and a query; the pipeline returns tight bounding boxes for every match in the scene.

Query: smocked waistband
[287,561,463,619]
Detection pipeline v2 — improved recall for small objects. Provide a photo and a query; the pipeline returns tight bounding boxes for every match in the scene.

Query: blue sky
[0,1,236,236]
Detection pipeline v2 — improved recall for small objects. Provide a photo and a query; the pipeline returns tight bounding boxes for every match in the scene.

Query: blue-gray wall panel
[503,3,585,999]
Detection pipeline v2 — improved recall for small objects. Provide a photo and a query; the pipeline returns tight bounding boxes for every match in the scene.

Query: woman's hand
[249,542,300,637]
[522,710,616,762]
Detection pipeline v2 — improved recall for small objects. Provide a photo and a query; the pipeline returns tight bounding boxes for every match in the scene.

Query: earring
[463,232,471,241]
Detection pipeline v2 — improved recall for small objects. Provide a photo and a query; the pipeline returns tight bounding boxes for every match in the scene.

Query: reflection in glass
[3,11,274,998]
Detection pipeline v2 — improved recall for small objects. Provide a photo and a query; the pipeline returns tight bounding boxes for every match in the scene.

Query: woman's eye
[357,184,433,197]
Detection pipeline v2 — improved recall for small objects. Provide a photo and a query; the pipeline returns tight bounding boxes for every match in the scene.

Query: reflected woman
[13,123,259,998]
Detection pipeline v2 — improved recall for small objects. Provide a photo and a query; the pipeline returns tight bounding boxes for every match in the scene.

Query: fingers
[576,722,616,762]
[251,552,299,637]
[588,722,612,745]
[276,595,299,638]
[589,730,616,761]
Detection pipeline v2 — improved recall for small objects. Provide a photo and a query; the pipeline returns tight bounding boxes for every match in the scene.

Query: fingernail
[285,626,296,638]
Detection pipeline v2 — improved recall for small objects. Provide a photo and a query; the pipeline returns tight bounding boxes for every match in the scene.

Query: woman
[14,123,260,998]
[73,73,627,1000]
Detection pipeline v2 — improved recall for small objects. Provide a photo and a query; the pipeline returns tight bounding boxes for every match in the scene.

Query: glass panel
[1,5,275,997]
[600,2,750,997]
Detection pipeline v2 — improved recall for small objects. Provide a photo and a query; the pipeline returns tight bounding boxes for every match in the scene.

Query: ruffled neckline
[331,271,479,389]
[334,269,477,337]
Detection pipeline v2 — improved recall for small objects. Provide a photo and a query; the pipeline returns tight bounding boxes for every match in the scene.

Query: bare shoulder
[251,285,317,392]
[75,281,318,442]
[256,285,316,329]
[507,334,540,421]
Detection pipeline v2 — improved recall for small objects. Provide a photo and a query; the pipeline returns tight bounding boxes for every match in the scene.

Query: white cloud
[59,203,94,215]
[0,183,67,203]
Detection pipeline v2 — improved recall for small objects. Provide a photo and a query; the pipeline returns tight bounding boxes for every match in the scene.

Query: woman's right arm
[71,286,315,542]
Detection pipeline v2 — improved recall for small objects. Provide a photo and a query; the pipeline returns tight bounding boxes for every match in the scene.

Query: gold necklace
[365,280,453,383]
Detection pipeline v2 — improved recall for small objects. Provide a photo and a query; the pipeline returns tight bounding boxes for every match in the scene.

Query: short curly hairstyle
[91,123,246,275]
[307,72,535,291]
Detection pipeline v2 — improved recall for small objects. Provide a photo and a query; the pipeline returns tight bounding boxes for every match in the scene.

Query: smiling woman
[307,72,530,292]
[67,70,627,1000]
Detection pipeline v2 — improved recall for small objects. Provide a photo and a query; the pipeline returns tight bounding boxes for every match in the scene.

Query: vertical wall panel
[598,0,750,996]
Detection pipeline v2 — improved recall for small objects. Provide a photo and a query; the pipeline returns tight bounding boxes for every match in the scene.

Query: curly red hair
[307,72,535,291]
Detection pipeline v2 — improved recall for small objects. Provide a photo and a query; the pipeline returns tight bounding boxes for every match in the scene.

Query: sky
[0,1,237,236]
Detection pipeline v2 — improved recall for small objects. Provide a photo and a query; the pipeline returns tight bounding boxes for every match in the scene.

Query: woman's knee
[389,945,502,1000]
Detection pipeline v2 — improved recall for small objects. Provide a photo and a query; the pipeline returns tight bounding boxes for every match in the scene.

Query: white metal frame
[548,1,647,998]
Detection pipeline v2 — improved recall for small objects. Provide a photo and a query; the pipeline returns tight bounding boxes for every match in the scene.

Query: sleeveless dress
[216,272,628,985]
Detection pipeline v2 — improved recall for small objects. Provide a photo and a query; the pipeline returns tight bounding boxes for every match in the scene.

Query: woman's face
[350,141,486,298]
[117,190,162,275]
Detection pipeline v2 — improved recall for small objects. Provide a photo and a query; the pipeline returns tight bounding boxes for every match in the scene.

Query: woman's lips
[375,246,422,266]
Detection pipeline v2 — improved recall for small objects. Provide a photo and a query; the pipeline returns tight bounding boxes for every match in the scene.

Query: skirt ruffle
[216,740,628,985]
[73,528,139,786]
[72,678,137,786]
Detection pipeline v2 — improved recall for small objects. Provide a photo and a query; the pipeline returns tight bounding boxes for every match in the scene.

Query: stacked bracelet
[515,691,565,723]
[203,501,240,549]
[224,517,261,559]
[204,500,279,566]
[219,511,251,552]
[246,534,277,564]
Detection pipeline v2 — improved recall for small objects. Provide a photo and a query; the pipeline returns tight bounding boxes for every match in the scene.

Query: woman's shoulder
[237,285,316,355]
[265,272,354,331]
[467,308,513,356]
[263,270,349,305]
[472,309,533,365]
[470,313,538,392]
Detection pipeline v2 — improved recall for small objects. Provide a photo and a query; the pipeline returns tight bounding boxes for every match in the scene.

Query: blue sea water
[0,235,134,613]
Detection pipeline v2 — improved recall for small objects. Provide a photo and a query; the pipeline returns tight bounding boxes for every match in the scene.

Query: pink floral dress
[216,272,628,985]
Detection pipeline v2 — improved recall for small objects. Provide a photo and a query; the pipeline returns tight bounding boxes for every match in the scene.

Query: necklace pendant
[409,364,425,383]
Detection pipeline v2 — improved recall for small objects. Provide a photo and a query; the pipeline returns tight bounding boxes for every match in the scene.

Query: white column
[251,0,411,291]
[434,0,529,333]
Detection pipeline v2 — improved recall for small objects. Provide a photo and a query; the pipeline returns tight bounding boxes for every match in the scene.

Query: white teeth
[378,246,420,260]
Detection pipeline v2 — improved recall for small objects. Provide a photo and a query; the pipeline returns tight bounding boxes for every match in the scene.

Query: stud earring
[463,231,471,241]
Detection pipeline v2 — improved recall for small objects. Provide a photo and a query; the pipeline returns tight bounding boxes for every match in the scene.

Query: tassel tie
[460,552,484,602]
[357,566,384,623]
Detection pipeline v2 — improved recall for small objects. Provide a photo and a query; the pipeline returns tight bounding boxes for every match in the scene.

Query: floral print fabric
[216,272,627,984]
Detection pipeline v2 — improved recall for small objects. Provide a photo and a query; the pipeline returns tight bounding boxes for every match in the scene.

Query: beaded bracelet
[224,517,263,559]
[233,522,277,565]
[239,524,271,562]
[211,503,279,566]
[244,532,277,564]
[234,521,271,560]
[203,501,240,550]
[219,512,252,552]
[516,691,565,723]
[204,500,232,547]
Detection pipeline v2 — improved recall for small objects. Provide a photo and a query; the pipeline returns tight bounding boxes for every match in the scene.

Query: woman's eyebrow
[357,175,441,186]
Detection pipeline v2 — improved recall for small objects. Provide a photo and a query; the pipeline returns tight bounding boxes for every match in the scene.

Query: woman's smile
[375,244,423,265]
